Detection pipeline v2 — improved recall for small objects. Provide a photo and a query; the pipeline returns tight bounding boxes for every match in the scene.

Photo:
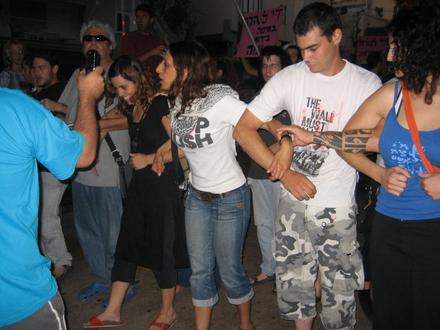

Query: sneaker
[100,283,138,309]
[78,282,109,303]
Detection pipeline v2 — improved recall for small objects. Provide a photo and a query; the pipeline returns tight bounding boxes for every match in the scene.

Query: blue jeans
[39,172,71,268]
[248,178,281,276]
[72,182,123,286]
[185,183,254,307]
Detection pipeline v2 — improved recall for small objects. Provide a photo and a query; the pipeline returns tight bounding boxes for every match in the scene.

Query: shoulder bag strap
[171,137,185,186]
[402,88,438,173]
[95,106,125,168]
[393,80,403,116]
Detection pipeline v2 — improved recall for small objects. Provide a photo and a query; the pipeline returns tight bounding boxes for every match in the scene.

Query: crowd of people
[1,1,439,330]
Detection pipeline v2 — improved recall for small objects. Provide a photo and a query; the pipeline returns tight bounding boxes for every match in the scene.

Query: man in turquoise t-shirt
[0,67,103,328]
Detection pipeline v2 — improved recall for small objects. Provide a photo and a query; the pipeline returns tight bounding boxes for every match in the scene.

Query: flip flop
[82,316,122,328]
[148,318,176,330]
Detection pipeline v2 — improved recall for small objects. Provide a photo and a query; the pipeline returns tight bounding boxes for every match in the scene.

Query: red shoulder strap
[402,88,439,173]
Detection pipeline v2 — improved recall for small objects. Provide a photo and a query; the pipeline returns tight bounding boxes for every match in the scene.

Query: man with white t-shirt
[234,2,381,330]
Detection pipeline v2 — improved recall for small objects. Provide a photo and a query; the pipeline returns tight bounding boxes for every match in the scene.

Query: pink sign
[237,6,285,58]
[356,36,388,64]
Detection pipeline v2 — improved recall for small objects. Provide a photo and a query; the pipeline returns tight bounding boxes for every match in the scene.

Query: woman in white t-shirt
[154,41,255,330]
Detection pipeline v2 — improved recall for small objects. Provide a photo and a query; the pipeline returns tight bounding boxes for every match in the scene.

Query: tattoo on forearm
[312,129,374,153]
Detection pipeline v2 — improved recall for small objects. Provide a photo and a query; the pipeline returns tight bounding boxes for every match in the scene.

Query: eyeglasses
[82,35,110,43]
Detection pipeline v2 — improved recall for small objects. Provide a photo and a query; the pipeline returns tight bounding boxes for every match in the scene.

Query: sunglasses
[82,35,110,43]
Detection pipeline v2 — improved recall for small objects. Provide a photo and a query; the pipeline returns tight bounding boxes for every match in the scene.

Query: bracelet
[280,133,292,142]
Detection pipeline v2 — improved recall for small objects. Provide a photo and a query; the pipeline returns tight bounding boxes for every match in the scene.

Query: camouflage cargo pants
[274,192,364,329]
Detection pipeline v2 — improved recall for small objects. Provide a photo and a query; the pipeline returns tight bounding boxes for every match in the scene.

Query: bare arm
[234,110,277,170]
[277,120,384,153]
[340,83,410,196]
[40,99,68,114]
[262,119,293,179]
[234,109,316,200]
[74,67,104,168]
[313,129,375,152]
[240,58,258,77]
[138,45,167,63]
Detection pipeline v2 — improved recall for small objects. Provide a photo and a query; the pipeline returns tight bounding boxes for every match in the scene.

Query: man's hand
[419,173,440,200]
[379,166,410,196]
[280,170,317,201]
[277,125,313,146]
[77,67,104,102]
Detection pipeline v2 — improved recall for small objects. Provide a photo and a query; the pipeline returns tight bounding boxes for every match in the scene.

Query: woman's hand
[128,153,154,170]
[152,151,165,176]
[379,166,410,196]
[267,141,293,180]
[419,173,440,200]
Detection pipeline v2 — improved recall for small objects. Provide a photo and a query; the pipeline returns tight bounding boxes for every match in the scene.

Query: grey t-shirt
[58,68,130,187]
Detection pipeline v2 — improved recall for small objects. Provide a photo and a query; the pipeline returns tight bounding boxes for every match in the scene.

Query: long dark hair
[167,41,214,116]
[388,4,440,104]
[106,55,158,113]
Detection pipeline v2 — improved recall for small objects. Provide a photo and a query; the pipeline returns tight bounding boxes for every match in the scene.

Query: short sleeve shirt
[171,84,247,193]
[0,88,84,327]
[248,61,382,207]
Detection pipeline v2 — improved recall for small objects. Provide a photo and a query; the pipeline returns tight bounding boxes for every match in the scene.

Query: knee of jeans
[190,270,217,295]
[221,273,252,300]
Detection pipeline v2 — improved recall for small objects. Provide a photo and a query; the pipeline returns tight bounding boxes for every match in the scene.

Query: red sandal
[148,318,176,330]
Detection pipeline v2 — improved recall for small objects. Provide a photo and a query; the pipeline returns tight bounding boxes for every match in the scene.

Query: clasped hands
[276,124,440,199]
[265,130,316,201]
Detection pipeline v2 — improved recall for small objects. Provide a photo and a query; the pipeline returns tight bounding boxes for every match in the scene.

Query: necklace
[130,102,150,152]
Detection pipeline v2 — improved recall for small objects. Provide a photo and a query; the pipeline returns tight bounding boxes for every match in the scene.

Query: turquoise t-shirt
[0,88,84,326]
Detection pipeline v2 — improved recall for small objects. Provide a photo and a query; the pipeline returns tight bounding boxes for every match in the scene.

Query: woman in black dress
[84,56,189,330]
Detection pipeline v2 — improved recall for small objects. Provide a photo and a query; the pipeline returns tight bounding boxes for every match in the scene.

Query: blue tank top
[377,81,440,220]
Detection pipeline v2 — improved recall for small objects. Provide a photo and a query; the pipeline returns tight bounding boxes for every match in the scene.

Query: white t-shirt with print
[248,60,382,207]
[171,84,247,194]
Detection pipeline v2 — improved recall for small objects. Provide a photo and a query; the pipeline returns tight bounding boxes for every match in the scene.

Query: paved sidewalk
[58,208,372,330]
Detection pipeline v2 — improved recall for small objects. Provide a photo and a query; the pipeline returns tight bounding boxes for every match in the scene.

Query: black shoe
[358,290,373,320]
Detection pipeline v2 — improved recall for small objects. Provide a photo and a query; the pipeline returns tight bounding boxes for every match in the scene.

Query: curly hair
[167,41,214,116]
[105,55,158,113]
[388,4,440,104]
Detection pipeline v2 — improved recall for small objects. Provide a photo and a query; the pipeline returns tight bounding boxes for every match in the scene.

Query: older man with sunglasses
[57,20,131,303]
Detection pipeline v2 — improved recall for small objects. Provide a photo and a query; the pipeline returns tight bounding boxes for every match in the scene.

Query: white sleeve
[218,95,248,126]
[247,71,288,122]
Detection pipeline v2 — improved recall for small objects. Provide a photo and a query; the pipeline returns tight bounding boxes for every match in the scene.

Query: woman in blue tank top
[275,4,440,330]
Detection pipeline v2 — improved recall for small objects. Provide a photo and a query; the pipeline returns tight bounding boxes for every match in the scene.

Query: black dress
[115,95,189,271]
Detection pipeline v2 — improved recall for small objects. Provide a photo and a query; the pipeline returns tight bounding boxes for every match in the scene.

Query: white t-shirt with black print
[171,84,247,194]
[248,60,382,207]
